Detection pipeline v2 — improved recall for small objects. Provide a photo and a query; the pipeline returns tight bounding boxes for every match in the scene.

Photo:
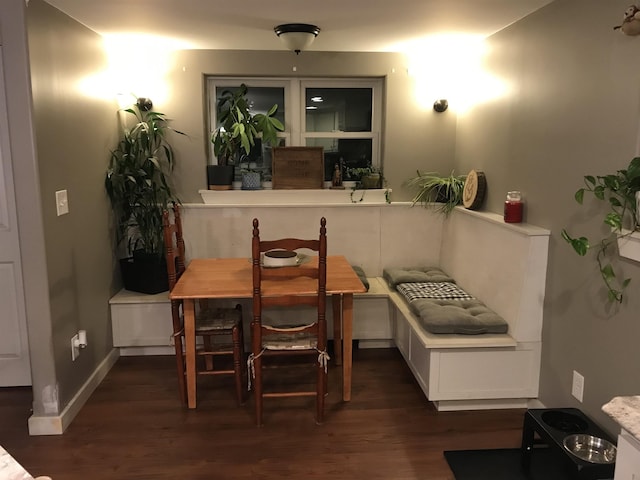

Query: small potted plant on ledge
[105,98,184,294]
[404,170,467,216]
[209,84,284,190]
[561,156,640,303]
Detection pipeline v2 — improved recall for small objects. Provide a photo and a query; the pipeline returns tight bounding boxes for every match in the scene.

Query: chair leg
[316,359,326,425]
[203,336,214,371]
[173,334,187,405]
[254,355,263,427]
[232,323,244,405]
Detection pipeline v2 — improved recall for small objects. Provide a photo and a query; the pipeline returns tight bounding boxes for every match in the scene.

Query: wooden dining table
[169,254,367,409]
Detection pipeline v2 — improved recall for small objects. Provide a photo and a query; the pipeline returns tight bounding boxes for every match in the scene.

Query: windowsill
[617,229,640,263]
[199,188,391,206]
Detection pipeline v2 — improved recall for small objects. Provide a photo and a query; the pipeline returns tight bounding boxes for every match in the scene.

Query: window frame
[206,76,383,172]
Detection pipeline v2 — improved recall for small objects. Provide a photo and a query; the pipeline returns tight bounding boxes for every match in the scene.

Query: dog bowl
[542,410,589,432]
[563,434,617,464]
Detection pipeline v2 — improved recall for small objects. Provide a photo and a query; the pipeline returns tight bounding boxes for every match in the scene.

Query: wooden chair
[162,204,245,406]
[249,217,328,426]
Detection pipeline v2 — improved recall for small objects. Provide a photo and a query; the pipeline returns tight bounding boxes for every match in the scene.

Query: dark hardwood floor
[0,348,527,480]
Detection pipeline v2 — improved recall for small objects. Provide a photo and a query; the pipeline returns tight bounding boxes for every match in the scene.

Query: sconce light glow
[404,33,510,113]
[78,34,191,104]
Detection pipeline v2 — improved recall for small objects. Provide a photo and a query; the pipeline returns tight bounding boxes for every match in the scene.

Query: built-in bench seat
[350,275,540,411]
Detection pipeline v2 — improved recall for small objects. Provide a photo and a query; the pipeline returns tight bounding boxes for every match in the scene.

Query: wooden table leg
[184,298,197,409]
[342,293,353,402]
[332,294,342,366]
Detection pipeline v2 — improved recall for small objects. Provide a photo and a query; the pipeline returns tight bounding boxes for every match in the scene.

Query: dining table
[169,254,367,409]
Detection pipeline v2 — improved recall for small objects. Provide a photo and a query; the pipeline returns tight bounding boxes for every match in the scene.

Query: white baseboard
[433,398,531,411]
[28,348,120,436]
[358,339,394,349]
[118,346,175,356]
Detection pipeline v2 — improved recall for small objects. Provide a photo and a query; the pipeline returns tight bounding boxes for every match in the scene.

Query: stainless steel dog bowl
[563,434,617,464]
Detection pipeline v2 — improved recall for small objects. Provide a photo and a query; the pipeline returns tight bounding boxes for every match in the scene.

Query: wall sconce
[136,97,153,111]
[433,99,449,113]
[274,23,320,54]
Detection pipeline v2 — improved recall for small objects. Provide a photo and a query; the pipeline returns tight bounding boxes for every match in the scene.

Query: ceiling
[44,0,555,52]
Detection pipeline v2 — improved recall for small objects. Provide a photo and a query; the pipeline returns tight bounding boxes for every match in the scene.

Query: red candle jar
[504,191,523,223]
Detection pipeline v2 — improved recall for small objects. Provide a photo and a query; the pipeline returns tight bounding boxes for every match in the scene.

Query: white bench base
[386,282,541,411]
[109,276,540,412]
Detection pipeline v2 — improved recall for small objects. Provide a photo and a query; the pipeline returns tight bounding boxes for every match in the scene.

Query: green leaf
[593,185,605,200]
[601,263,615,281]
[584,175,596,186]
[575,189,585,204]
[604,212,622,230]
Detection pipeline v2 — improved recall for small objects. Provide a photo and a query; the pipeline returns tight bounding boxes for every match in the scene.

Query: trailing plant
[405,170,467,216]
[105,101,185,258]
[561,156,640,303]
[211,84,284,166]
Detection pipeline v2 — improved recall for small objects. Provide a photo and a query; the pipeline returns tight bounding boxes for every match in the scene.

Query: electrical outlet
[71,333,80,361]
[572,370,584,402]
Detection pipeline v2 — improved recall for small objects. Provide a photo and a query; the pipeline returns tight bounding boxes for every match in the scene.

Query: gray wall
[456,0,640,434]
[26,0,118,413]
[160,50,458,203]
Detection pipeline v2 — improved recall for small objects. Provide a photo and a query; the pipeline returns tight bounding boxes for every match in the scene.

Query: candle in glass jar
[504,191,523,223]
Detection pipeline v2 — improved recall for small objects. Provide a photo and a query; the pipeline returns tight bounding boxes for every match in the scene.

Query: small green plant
[211,84,284,166]
[405,170,466,216]
[561,157,640,303]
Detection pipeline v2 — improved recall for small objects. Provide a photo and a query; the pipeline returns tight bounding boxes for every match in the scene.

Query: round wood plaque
[462,169,487,210]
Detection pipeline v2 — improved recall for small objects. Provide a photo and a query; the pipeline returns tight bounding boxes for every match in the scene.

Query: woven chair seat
[263,332,318,350]
[196,308,242,332]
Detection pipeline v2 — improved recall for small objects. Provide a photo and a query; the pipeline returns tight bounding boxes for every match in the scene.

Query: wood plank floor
[0,348,528,480]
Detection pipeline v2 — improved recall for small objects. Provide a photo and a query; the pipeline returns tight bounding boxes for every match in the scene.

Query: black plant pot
[207,165,235,190]
[119,251,168,294]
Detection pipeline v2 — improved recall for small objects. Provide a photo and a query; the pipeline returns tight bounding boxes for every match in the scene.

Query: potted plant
[209,84,284,190]
[104,98,185,294]
[561,157,640,303]
[405,170,467,216]
[239,159,262,190]
[347,166,384,189]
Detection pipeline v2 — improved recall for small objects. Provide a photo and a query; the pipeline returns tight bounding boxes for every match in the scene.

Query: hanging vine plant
[561,156,640,303]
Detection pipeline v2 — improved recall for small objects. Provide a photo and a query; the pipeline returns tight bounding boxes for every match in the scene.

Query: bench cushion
[383,266,454,289]
[351,265,370,291]
[409,298,508,335]
[397,281,474,301]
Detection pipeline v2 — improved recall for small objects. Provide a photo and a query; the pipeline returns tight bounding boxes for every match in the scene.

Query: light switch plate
[55,190,69,216]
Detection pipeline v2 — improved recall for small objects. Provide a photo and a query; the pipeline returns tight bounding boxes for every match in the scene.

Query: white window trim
[206,76,383,169]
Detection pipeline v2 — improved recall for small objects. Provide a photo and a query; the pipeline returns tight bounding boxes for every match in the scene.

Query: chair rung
[263,391,317,398]
[197,369,235,376]
[196,350,234,356]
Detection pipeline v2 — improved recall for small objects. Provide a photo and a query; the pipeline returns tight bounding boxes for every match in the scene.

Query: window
[206,77,383,182]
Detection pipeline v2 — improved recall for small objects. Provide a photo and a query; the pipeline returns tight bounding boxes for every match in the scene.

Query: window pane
[305,88,372,132]
[306,138,372,181]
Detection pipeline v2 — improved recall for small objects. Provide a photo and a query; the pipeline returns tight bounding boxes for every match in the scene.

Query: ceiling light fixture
[274,23,320,54]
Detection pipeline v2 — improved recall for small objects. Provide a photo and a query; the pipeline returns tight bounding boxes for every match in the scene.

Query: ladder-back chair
[163,204,245,405]
[249,217,328,425]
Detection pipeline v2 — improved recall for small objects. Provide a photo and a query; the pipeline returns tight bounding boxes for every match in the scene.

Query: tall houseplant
[561,156,640,303]
[405,170,467,216]
[209,84,284,189]
[105,99,185,294]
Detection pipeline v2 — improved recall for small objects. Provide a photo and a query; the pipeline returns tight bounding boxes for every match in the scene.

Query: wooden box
[272,147,324,189]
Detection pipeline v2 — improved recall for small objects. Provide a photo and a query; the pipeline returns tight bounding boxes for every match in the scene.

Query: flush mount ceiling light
[274,23,320,54]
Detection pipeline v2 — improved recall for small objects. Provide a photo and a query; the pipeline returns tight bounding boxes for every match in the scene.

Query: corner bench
[355,277,540,411]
